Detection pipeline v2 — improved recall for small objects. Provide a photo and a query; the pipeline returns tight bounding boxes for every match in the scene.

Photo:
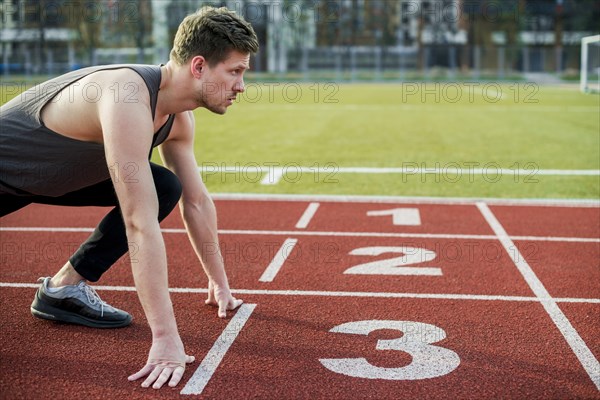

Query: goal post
[580,35,600,93]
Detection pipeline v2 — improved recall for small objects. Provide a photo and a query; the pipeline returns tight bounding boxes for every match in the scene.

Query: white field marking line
[180,303,256,395]
[296,202,320,229]
[477,87,506,100]
[198,166,600,175]
[199,166,600,185]
[246,104,599,113]
[477,202,600,391]
[259,238,299,282]
[210,192,600,208]
[1,226,599,243]
[2,282,600,304]
[260,168,284,185]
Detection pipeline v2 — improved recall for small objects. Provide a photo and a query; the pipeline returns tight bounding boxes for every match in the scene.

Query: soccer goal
[580,35,600,93]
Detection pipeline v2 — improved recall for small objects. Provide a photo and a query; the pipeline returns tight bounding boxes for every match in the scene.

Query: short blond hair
[170,6,259,66]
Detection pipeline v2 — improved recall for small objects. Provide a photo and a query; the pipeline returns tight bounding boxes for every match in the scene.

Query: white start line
[180,304,256,395]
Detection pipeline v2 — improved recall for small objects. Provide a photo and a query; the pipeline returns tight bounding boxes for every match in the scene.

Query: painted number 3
[319,320,460,380]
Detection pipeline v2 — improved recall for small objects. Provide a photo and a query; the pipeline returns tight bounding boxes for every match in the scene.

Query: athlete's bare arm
[94,69,193,389]
[159,111,243,317]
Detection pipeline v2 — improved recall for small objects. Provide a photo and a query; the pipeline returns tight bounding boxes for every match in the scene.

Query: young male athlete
[0,7,258,389]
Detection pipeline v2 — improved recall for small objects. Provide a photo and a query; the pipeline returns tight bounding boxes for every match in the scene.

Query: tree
[65,0,102,65]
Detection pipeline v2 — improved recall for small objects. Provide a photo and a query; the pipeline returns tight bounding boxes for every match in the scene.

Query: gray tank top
[0,64,175,197]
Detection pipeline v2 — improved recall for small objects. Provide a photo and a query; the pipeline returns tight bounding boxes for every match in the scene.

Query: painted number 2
[344,246,442,276]
[319,320,460,380]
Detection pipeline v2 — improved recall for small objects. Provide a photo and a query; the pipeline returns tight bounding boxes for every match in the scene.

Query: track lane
[0,198,598,398]
[5,289,595,399]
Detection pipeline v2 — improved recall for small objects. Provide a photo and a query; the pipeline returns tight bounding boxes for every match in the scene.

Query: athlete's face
[195,51,249,115]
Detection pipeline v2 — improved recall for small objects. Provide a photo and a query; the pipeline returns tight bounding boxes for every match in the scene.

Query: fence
[0,43,588,82]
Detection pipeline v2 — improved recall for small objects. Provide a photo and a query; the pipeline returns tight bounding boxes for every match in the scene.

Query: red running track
[0,195,599,399]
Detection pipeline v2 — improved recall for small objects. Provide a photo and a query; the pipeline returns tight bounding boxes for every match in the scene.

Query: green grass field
[184,82,600,199]
[2,79,599,199]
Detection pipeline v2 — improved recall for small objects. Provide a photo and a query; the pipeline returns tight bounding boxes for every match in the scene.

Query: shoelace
[81,283,108,318]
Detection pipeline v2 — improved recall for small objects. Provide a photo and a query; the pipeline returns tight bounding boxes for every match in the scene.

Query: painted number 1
[319,320,460,380]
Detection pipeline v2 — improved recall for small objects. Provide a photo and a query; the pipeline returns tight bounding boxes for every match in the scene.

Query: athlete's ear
[189,56,206,79]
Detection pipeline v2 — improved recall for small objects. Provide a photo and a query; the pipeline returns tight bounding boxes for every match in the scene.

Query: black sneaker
[31,277,132,328]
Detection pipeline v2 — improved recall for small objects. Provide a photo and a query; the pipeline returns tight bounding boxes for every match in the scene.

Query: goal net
[580,35,600,93]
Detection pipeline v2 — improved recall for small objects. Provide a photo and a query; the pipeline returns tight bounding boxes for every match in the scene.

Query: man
[0,7,258,390]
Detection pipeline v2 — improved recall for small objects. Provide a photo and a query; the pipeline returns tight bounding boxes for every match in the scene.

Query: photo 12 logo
[1,1,142,24]
[400,162,540,184]
[200,162,339,185]
[401,83,539,104]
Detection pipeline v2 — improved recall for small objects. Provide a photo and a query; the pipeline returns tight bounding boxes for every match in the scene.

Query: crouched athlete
[0,6,258,390]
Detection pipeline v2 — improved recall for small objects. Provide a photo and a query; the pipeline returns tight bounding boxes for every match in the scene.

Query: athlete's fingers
[152,367,174,389]
[168,366,186,388]
[141,365,163,388]
[218,299,227,318]
[128,363,154,381]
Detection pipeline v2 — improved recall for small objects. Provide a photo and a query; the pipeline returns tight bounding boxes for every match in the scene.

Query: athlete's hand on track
[205,280,243,318]
[128,336,195,389]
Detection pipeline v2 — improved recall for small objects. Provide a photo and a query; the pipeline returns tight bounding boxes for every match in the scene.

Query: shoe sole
[31,295,132,329]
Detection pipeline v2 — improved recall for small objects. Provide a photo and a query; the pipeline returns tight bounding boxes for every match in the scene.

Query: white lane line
[259,238,298,282]
[295,202,320,229]
[2,226,598,243]
[511,235,600,243]
[0,227,95,232]
[0,226,497,239]
[477,202,600,391]
[181,303,256,395]
[211,192,600,207]
[2,282,599,304]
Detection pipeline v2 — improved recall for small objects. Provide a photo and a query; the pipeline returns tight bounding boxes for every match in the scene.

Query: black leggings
[0,163,182,282]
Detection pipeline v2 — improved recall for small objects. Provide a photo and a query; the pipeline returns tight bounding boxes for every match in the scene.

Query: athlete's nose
[233,78,245,93]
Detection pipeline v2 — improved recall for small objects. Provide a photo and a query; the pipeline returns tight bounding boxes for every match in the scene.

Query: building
[0,0,78,74]
[1,0,598,76]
